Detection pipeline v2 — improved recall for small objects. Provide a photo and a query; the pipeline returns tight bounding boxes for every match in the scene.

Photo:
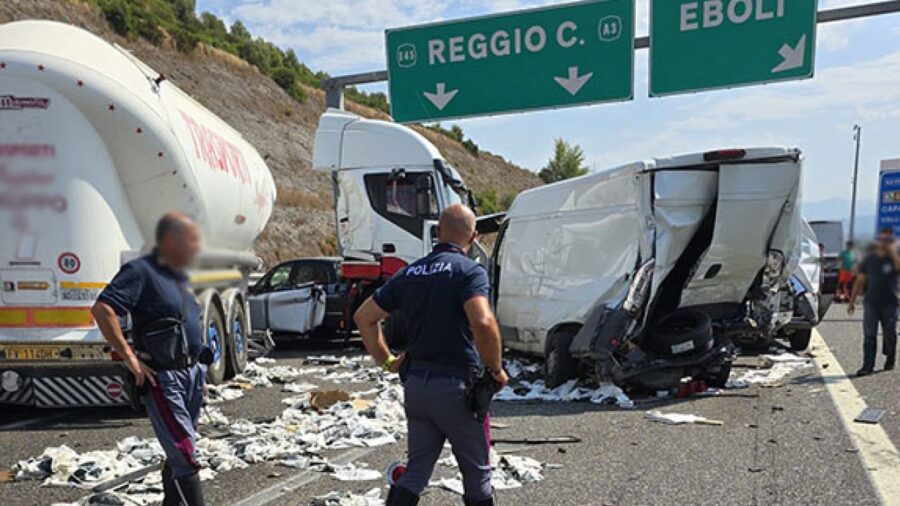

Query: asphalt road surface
[1,304,899,506]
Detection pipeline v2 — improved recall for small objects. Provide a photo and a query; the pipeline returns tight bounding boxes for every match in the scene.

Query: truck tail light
[703,149,746,162]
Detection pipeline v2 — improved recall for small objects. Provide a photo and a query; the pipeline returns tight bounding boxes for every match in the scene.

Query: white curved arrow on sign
[771,34,807,74]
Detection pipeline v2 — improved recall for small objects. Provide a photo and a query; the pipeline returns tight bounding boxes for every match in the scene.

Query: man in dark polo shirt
[848,228,900,376]
[91,212,206,506]
[354,204,509,506]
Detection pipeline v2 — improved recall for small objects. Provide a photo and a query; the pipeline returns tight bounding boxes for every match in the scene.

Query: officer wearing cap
[355,203,509,506]
[91,212,207,506]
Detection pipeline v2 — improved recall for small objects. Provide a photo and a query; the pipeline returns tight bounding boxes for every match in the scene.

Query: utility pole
[850,124,862,241]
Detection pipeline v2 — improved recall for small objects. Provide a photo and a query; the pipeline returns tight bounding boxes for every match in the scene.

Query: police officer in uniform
[355,204,509,506]
[91,212,207,506]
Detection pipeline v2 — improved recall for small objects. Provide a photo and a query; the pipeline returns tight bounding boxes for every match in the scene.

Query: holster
[466,368,500,421]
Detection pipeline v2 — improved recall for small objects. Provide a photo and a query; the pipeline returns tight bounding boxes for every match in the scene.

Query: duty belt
[135,350,198,370]
[408,359,478,379]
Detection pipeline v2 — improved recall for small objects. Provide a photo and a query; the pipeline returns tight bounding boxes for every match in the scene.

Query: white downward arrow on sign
[771,34,807,73]
[554,66,593,96]
[423,83,459,110]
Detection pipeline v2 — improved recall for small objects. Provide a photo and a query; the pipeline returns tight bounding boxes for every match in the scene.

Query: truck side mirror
[415,177,435,218]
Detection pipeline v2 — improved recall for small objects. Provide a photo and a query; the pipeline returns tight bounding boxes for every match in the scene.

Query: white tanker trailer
[0,21,276,408]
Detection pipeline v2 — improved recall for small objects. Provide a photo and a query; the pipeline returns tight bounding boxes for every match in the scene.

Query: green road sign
[650,0,817,96]
[385,0,634,123]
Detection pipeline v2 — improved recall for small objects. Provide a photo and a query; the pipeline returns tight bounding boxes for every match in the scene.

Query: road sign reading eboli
[385,0,634,123]
[650,0,818,96]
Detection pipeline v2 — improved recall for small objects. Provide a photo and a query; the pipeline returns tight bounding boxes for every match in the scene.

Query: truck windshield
[439,164,469,207]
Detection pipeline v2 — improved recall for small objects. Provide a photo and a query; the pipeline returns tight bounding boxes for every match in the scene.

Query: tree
[539,138,588,183]
[230,20,251,40]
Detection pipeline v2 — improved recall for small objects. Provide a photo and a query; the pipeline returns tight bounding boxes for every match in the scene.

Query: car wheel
[200,291,227,385]
[545,330,577,388]
[646,309,713,357]
[789,329,812,352]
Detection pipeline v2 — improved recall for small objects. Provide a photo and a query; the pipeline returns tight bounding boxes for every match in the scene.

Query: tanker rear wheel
[200,290,227,385]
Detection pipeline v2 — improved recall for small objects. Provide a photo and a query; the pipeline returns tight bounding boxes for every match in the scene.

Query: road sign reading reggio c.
[650,0,817,96]
[385,0,634,123]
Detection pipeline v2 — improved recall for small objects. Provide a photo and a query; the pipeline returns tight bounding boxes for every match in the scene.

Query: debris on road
[495,378,634,408]
[645,410,724,426]
[432,450,551,494]
[726,352,813,388]
[310,389,352,410]
[330,462,382,482]
[854,407,886,424]
[310,488,383,506]
[14,356,403,505]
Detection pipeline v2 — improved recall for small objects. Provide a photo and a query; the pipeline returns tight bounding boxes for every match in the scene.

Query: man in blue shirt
[91,212,207,506]
[355,204,509,506]
[848,229,900,376]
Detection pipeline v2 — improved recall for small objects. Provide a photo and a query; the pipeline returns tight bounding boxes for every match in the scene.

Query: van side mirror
[415,177,435,218]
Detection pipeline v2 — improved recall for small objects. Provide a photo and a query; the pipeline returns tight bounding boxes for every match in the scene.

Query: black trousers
[862,301,898,370]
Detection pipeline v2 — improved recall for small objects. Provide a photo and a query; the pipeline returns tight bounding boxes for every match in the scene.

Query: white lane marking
[229,446,377,506]
[0,411,68,431]
[811,329,900,506]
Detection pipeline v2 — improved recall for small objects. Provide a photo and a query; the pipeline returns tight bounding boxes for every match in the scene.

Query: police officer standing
[91,212,207,506]
[355,204,509,506]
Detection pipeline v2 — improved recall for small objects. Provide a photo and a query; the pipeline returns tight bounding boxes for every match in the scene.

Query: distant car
[248,258,350,339]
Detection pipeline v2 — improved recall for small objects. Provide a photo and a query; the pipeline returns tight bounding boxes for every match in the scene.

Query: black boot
[464,494,498,506]
[161,463,179,506]
[386,486,420,506]
[885,356,895,371]
[173,472,207,506]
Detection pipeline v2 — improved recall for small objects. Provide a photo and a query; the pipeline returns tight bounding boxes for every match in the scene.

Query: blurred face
[875,233,893,253]
[159,222,200,269]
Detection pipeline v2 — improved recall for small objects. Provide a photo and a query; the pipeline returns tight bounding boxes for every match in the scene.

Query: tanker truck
[0,21,276,408]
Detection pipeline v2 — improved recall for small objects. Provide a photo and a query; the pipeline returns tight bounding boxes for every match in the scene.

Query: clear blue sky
[197,0,900,222]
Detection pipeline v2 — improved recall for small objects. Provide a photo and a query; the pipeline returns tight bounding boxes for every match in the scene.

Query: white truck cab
[313,109,472,265]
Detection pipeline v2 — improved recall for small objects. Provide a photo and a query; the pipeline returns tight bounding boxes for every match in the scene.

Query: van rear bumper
[0,362,134,408]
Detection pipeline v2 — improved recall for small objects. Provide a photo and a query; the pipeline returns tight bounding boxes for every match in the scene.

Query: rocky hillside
[0,0,542,267]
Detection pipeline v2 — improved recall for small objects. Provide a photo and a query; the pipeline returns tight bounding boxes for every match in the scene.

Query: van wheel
[224,292,249,377]
[545,330,577,388]
[200,290,226,385]
[789,329,812,352]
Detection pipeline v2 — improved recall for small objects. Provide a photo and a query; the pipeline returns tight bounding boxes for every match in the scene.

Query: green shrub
[97,0,134,37]
[171,27,198,52]
[85,0,390,108]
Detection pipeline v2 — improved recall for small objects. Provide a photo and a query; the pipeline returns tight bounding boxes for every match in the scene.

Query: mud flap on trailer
[0,365,132,408]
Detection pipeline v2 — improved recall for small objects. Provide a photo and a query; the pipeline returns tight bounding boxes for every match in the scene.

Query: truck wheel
[223,290,249,377]
[383,311,408,352]
[789,329,812,352]
[200,290,227,385]
[545,330,577,388]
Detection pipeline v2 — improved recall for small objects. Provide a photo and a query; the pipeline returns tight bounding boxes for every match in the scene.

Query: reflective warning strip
[32,376,129,407]
[59,281,107,289]
[0,307,94,328]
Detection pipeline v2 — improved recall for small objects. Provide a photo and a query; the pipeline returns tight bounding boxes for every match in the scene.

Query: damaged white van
[490,148,821,390]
